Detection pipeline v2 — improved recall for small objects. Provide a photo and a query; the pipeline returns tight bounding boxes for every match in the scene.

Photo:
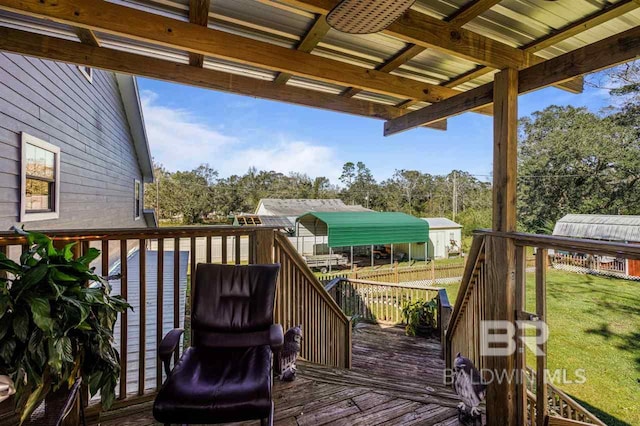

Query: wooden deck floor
[98,324,462,426]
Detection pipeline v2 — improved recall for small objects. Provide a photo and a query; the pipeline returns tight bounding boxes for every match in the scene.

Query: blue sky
[138,76,611,185]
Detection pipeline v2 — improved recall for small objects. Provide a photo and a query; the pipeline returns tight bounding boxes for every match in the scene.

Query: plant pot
[415,324,435,338]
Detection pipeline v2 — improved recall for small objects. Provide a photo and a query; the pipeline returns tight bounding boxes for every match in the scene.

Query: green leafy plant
[402,298,437,337]
[0,230,130,423]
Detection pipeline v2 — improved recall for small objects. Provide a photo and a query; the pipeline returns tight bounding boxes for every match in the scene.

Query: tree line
[144,162,492,234]
[145,64,640,235]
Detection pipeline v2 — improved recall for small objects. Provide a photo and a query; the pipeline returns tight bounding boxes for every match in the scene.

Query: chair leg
[261,401,274,426]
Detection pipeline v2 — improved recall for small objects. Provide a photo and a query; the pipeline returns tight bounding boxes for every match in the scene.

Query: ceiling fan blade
[326,0,416,35]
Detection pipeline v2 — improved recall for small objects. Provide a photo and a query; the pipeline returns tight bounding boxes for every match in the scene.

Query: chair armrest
[269,324,284,350]
[158,328,184,376]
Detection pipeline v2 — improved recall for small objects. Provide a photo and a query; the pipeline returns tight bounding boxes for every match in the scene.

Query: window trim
[21,133,61,222]
[78,65,93,83]
[134,179,141,220]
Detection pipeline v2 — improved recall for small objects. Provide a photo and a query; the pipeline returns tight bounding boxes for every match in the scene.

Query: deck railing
[525,367,605,426]
[445,230,640,426]
[444,234,487,371]
[0,226,351,418]
[324,277,452,345]
[318,261,466,285]
[273,232,351,368]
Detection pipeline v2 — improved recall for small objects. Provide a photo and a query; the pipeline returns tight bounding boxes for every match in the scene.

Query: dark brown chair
[153,263,283,425]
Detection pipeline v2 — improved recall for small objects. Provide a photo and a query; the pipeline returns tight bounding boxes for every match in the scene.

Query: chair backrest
[191,263,280,347]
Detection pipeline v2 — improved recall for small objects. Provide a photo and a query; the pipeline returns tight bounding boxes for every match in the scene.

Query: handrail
[0,225,284,244]
[525,367,606,426]
[446,234,485,341]
[475,229,640,259]
[274,233,350,321]
[273,232,351,368]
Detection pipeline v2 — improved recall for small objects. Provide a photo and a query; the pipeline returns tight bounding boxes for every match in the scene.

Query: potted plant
[402,298,437,337]
[0,230,130,424]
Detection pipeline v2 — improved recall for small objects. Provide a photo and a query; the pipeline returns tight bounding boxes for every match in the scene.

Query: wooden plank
[173,237,180,364]
[536,249,548,426]
[137,239,146,396]
[156,238,164,389]
[446,0,502,26]
[277,0,580,96]
[0,0,465,104]
[492,68,518,232]
[75,28,100,46]
[205,235,212,263]
[274,14,330,85]
[341,44,427,98]
[384,83,492,136]
[484,235,517,426]
[234,235,241,265]
[522,0,639,54]
[190,236,196,343]
[119,239,128,399]
[384,15,640,134]
[188,0,211,67]
[0,27,447,130]
[255,229,275,264]
[443,0,639,88]
[221,235,227,264]
[280,0,526,68]
[515,245,526,426]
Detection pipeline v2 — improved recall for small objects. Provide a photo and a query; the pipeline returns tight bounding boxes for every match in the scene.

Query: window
[78,65,93,83]
[134,179,141,219]
[21,133,60,222]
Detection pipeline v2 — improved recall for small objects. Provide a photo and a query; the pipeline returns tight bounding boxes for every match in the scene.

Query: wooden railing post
[536,249,548,426]
[255,229,274,264]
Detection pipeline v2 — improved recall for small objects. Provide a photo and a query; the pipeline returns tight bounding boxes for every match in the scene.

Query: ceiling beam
[383,24,640,136]
[276,0,581,93]
[0,26,447,130]
[386,1,501,110]
[445,0,502,27]
[274,14,331,85]
[341,44,426,98]
[0,0,469,104]
[75,28,100,46]
[442,0,639,89]
[188,0,211,67]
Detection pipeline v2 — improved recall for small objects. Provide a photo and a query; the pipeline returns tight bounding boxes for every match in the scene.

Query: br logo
[480,320,549,357]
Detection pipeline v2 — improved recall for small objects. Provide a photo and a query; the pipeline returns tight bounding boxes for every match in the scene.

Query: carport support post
[409,244,411,263]
[329,247,333,273]
[350,246,354,271]
[370,245,374,267]
[390,244,394,267]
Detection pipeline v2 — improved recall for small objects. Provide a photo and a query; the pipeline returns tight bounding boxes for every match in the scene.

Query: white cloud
[222,139,341,181]
[140,90,341,180]
[140,90,237,171]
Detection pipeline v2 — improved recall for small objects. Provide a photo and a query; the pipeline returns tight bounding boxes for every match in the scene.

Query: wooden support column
[255,229,275,264]
[485,67,518,426]
[492,68,518,233]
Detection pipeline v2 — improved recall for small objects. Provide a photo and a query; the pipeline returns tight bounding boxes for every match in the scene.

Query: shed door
[432,231,445,258]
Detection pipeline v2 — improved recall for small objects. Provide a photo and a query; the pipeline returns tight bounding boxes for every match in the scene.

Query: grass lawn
[443,270,639,425]
[527,270,639,426]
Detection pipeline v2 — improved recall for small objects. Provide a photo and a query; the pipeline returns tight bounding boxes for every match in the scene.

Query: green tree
[518,105,640,232]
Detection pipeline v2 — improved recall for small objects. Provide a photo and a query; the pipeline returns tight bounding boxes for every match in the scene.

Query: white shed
[396,217,463,260]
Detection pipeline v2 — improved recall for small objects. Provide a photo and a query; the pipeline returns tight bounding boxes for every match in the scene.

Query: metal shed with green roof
[296,211,429,248]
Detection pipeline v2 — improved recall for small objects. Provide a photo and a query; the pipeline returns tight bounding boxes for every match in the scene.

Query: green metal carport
[296,212,430,269]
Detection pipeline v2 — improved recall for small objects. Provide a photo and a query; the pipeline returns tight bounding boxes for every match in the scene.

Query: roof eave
[116,74,154,183]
